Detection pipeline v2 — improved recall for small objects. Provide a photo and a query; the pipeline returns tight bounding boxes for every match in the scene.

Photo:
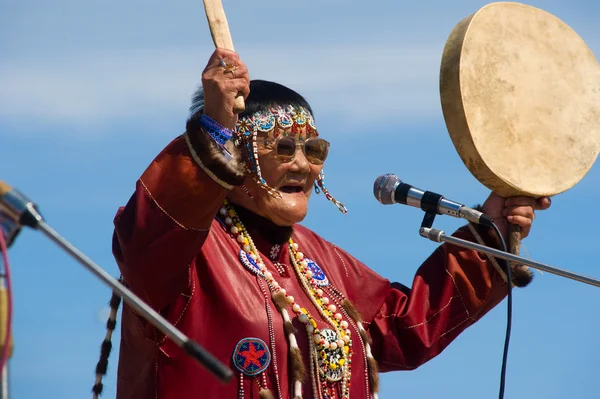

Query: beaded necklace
[220,200,354,399]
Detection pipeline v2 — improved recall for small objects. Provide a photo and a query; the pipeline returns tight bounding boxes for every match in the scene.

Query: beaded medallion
[239,249,263,276]
[304,258,329,286]
[232,337,272,376]
[318,328,345,382]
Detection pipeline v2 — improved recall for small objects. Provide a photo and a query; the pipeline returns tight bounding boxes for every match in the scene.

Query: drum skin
[440,2,600,198]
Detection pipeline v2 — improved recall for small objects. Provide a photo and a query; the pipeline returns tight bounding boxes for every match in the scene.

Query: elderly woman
[96,49,550,399]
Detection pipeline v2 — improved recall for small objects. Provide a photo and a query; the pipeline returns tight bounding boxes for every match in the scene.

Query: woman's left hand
[481,192,552,240]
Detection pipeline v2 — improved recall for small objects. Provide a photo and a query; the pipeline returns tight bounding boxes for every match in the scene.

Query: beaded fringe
[236,131,346,213]
[92,285,122,398]
[315,171,347,214]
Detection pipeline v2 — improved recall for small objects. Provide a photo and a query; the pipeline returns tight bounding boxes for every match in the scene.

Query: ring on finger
[223,65,237,77]
[219,57,237,76]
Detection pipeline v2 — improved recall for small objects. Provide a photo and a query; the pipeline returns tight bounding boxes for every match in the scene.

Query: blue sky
[1,0,599,398]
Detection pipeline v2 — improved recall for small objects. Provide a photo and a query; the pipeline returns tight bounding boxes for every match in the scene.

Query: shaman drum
[439,2,600,282]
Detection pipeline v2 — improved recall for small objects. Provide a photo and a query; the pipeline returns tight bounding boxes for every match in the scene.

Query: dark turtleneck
[223,203,295,271]
[230,204,294,245]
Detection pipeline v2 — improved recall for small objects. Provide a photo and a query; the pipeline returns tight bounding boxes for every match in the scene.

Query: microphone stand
[1,191,234,384]
[418,211,600,288]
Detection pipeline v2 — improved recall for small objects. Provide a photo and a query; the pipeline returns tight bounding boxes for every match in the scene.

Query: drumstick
[202,0,246,113]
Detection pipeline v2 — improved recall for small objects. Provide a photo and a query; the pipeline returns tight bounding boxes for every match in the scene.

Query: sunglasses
[258,135,330,165]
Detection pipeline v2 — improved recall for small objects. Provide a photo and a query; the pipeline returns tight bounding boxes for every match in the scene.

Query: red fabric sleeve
[368,226,508,371]
[333,226,509,371]
[112,135,230,311]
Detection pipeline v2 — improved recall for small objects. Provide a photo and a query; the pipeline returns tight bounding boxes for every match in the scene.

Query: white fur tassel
[278,307,303,398]
[288,332,299,349]
[357,321,380,398]
[294,380,302,398]
[280,307,292,323]
[365,341,373,358]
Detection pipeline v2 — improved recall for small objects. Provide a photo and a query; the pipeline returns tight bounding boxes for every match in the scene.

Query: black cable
[489,221,512,399]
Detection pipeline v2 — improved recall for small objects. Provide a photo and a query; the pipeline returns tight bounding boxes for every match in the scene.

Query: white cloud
[0,43,444,134]
[1,21,597,138]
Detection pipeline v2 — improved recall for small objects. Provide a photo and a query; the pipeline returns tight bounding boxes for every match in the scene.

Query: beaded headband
[234,105,347,213]
[236,105,318,139]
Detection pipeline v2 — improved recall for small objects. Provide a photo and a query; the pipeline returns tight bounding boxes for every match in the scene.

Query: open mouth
[279,185,304,194]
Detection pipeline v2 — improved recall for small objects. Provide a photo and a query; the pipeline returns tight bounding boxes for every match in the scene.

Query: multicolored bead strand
[315,171,348,214]
[237,125,281,200]
[220,200,359,399]
[221,201,311,398]
[238,373,245,399]
[325,286,379,399]
[306,331,322,399]
[257,278,284,399]
[288,240,353,399]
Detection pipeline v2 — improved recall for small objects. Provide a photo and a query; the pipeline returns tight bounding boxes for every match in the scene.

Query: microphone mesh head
[373,173,400,205]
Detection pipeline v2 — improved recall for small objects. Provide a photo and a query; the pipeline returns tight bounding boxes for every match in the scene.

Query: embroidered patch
[269,244,281,261]
[305,258,329,286]
[232,337,271,376]
[239,249,263,276]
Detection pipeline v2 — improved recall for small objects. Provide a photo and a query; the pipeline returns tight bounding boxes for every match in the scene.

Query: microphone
[373,173,494,226]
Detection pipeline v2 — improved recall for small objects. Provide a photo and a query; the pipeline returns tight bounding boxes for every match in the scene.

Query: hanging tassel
[256,176,282,199]
[366,348,380,394]
[342,298,380,397]
[271,290,305,398]
[241,184,254,199]
[282,309,306,384]
[358,325,371,347]
[257,374,276,399]
[292,380,303,399]
[259,387,275,399]
[343,299,371,343]
[290,345,306,383]
[341,300,363,327]
[92,286,122,399]
[238,373,245,399]
[271,290,289,312]
[315,171,347,214]
[240,131,282,200]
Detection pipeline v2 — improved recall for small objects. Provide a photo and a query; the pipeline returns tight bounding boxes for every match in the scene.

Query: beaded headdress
[234,105,347,213]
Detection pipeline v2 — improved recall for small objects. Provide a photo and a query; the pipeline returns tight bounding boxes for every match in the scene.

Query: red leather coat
[112,135,508,399]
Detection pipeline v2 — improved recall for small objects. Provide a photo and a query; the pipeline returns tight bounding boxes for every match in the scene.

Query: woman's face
[228,127,328,227]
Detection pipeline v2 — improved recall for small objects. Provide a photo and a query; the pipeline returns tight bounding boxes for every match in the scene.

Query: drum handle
[509,224,533,286]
